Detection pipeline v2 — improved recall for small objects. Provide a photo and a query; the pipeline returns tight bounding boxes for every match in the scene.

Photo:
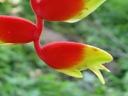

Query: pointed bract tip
[65,0,106,23]
[84,45,113,84]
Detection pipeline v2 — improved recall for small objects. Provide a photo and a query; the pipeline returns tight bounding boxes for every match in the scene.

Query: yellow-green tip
[84,45,113,84]
[66,0,106,23]
[57,45,113,84]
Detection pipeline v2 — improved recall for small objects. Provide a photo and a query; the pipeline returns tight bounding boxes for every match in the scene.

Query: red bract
[31,0,105,22]
[36,42,84,69]
[0,16,36,44]
[34,41,113,84]
[31,0,84,21]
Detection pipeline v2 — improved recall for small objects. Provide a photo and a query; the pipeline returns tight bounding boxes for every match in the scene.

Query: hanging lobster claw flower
[0,16,37,44]
[34,41,113,84]
[31,0,105,22]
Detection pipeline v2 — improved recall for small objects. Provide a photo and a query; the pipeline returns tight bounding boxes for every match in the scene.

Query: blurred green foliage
[0,0,128,96]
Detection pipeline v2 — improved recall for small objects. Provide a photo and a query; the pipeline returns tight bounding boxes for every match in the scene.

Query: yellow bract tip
[65,0,106,23]
[56,44,113,84]
[89,65,109,84]
[83,45,112,84]
[57,69,83,78]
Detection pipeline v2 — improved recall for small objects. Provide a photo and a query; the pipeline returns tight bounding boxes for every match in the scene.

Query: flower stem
[34,16,43,59]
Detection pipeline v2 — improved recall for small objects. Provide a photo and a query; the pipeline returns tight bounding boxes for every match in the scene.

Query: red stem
[34,16,44,59]
[30,0,44,59]
[35,16,43,39]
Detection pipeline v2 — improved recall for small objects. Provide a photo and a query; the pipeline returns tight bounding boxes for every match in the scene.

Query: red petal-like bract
[31,0,84,21]
[40,42,85,69]
[0,16,36,44]
[34,41,113,84]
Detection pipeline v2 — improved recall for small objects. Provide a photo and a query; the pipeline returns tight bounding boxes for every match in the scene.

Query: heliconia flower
[0,1,112,85]
[31,0,105,22]
[0,16,37,44]
[34,41,113,84]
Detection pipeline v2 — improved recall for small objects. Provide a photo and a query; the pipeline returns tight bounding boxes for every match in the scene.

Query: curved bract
[0,16,36,44]
[31,0,105,22]
[35,41,113,84]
